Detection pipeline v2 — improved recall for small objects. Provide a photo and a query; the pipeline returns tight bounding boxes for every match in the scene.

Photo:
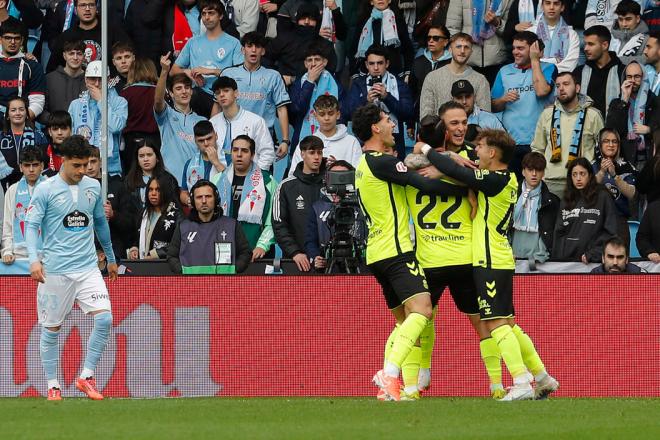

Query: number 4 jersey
[406,146,476,268]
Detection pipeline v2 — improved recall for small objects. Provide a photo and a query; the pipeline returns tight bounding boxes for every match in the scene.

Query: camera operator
[305,161,367,273]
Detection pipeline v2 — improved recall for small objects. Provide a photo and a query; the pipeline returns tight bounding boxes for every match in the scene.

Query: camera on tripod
[320,169,365,273]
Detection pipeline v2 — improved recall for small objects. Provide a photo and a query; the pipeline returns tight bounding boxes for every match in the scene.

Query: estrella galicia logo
[63,210,90,231]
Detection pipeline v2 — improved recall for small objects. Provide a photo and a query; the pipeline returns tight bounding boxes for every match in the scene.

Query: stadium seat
[628,221,641,258]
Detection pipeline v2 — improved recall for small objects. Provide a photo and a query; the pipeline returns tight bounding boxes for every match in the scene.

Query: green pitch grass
[2,398,660,439]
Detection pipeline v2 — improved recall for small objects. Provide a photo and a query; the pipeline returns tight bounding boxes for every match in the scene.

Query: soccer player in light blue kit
[26,135,118,401]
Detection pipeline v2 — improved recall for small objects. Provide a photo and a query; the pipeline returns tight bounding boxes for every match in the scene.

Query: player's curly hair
[351,103,382,143]
[59,135,93,159]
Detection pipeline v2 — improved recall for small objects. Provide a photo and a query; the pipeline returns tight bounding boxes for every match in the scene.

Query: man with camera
[304,160,367,274]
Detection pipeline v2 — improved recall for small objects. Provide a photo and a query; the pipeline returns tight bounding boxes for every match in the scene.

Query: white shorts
[37,269,112,327]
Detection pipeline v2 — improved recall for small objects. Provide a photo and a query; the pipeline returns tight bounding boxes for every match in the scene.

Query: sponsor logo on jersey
[62,210,89,231]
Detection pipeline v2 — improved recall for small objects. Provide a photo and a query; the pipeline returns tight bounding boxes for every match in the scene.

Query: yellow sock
[383,324,400,369]
[419,307,436,369]
[402,345,421,390]
[479,337,502,385]
[387,313,429,370]
[512,324,545,376]
[490,325,527,379]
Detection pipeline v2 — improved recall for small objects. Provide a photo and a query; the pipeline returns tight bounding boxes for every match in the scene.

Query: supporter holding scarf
[216,161,267,225]
[536,13,570,61]
[356,4,400,58]
[472,0,502,45]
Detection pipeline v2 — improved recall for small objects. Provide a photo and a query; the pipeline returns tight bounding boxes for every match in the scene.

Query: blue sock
[40,327,60,385]
[82,312,112,377]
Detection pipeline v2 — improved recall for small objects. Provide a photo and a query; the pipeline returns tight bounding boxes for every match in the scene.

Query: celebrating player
[26,136,118,401]
[352,103,468,401]
[415,129,558,401]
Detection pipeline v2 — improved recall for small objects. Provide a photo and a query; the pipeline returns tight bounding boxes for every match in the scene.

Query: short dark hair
[649,30,660,43]
[198,0,226,16]
[305,41,330,60]
[603,236,628,255]
[313,94,339,111]
[513,31,540,47]
[475,129,516,164]
[62,39,86,53]
[47,111,73,129]
[556,71,578,83]
[111,40,134,57]
[521,151,547,171]
[328,160,354,171]
[299,135,324,151]
[351,103,382,143]
[88,145,101,159]
[438,101,467,119]
[615,0,641,16]
[365,44,390,62]
[418,115,446,148]
[19,146,44,164]
[193,120,215,138]
[583,25,612,43]
[168,72,192,90]
[232,134,255,155]
[0,19,24,37]
[59,135,93,159]
[428,23,450,39]
[212,76,238,92]
[241,31,267,48]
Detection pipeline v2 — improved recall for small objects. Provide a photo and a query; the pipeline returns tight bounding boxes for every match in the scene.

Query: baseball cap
[85,60,103,78]
[451,80,474,97]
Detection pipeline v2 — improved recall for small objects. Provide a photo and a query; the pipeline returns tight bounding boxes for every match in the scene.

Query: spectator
[220,0,261,38]
[512,151,560,263]
[39,39,86,125]
[68,60,127,177]
[531,71,603,198]
[529,0,580,73]
[636,146,660,203]
[84,147,138,261]
[552,157,618,262]
[0,96,48,191]
[644,31,660,95]
[610,0,649,65]
[162,0,202,57]
[167,179,251,273]
[0,20,46,121]
[1,146,45,264]
[304,160,366,272]
[289,42,343,150]
[180,120,226,206]
[222,32,291,159]
[213,134,277,261]
[410,22,451,113]
[154,53,206,187]
[120,57,160,173]
[266,3,337,82]
[590,236,643,272]
[637,199,660,262]
[344,44,412,159]
[0,0,43,35]
[593,127,637,247]
[585,0,620,29]
[171,0,243,118]
[573,25,625,118]
[450,79,504,142]
[420,32,492,120]
[273,135,325,272]
[123,141,180,209]
[123,0,165,66]
[446,0,511,84]
[503,0,542,42]
[209,76,275,171]
[349,0,413,78]
[129,175,183,260]
[492,31,557,179]
[43,111,72,176]
[47,0,130,72]
[289,94,361,176]
[257,0,281,38]
[606,60,655,168]
[110,41,135,93]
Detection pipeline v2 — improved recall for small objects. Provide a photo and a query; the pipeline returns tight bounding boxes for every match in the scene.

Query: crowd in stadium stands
[1,0,660,273]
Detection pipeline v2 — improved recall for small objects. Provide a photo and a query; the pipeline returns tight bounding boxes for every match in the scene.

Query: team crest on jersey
[85,189,95,205]
[77,125,92,140]
[395,162,407,173]
[63,210,89,231]
[217,48,226,59]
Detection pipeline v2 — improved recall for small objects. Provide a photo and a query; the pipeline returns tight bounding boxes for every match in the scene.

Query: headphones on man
[189,179,222,213]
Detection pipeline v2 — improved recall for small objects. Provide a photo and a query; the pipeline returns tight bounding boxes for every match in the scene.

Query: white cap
[85,60,103,78]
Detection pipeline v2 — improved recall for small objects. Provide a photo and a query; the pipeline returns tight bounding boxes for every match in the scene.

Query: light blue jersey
[155,105,206,186]
[469,106,504,131]
[492,62,557,145]
[25,175,115,274]
[223,65,291,129]
[175,32,244,94]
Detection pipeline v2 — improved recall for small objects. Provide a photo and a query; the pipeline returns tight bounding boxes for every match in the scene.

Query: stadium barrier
[1,275,658,398]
